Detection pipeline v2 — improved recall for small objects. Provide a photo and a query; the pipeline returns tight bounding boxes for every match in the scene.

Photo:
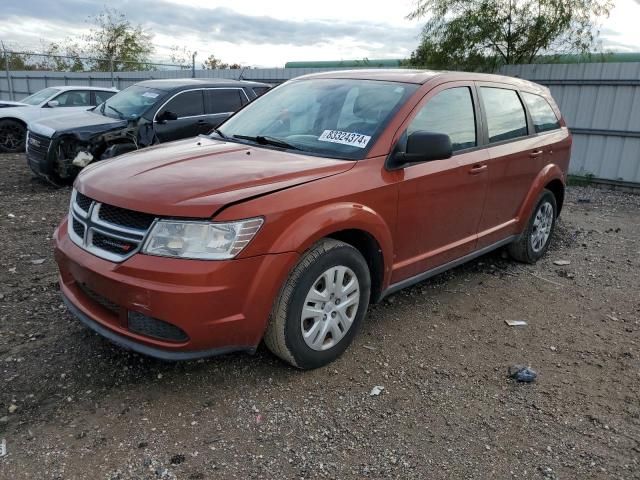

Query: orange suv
[54,70,572,369]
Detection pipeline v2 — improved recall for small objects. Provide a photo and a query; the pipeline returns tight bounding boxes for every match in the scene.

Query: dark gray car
[26,78,270,184]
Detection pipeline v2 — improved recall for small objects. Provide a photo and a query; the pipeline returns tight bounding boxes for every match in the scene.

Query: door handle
[196,119,207,125]
[469,164,487,175]
[530,150,544,158]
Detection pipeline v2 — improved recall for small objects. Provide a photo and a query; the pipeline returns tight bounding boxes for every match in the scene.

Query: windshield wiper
[107,105,125,119]
[233,134,301,151]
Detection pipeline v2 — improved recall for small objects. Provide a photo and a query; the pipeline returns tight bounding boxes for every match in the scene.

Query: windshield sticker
[142,92,159,98]
[318,130,371,149]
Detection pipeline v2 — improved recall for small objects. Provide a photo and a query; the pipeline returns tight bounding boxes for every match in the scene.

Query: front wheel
[508,189,557,263]
[0,119,26,153]
[264,239,371,369]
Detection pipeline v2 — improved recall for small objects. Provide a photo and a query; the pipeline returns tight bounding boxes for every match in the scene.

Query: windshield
[217,79,418,160]
[101,85,164,119]
[21,88,60,106]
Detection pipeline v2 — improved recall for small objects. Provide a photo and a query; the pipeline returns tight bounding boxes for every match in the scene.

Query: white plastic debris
[29,259,45,265]
[72,151,94,168]
[505,320,528,327]
[369,386,384,396]
[553,260,571,266]
[7,213,15,218]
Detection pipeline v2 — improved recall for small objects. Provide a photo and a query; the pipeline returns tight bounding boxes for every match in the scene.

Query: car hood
[76,136,355,218]
[0,100,29,108]
[28,110,127,138]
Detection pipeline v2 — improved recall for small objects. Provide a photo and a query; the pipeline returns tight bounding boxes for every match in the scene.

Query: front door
[154,89,205,142]
[392,83,489,283]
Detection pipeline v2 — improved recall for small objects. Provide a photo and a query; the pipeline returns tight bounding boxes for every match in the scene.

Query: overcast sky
[1,0,639,67]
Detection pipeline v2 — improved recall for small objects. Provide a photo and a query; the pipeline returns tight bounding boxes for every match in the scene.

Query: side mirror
[156,110,178,123]
[47,100,60,108]
[389,131,453,169]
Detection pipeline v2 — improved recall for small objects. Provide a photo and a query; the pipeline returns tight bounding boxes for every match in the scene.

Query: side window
[53,90,91,107]
[252,86,271,97]
[94,90,116,105]
[407,87,476,152]
[521,91,560,133]
[160,90,204,118]
[480,87,528,142]
[205,89,244,114]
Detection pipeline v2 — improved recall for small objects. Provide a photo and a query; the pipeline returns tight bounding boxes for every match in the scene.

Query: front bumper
[54,218,299,359]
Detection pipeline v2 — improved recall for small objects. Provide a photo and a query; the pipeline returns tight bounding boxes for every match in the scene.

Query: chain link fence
[0,50,389,101]
[0,50,194,100]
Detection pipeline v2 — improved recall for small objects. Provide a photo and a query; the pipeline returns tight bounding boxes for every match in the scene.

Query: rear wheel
[0,119,26,153]
[508,189,557,263]
[264,239,371,369]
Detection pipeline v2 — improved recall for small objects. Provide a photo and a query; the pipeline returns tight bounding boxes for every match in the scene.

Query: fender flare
[268,202,395,287]
[516,163,565,231]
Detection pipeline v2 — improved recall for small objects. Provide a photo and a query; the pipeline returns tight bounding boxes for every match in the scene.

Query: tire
[508,189,557,263]
[0,119,26,153]
[264,238,371,369]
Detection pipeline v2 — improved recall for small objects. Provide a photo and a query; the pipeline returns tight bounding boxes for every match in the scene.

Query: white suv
[0,86,118,153]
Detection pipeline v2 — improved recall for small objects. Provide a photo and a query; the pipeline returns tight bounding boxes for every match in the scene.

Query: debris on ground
[369,386,384,396]
[508,365,538,383]
[553,260,571,266]
[505,320,528,327]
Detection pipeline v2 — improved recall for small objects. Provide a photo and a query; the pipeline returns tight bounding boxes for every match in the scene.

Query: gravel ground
[0,152,639,480]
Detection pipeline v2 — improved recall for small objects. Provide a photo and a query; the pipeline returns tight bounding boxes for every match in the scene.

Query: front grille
[72,217,85,238]
[98,203,155,231]
[26,132,52,160]
[68,189,156,262]
[75,192,92,212]
[78,283,119,315]
[128,311,189,342]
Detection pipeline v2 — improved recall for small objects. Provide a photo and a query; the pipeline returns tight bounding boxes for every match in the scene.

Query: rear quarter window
[252,86,271,97]
[521,91,561,133]
[480,87,528,143]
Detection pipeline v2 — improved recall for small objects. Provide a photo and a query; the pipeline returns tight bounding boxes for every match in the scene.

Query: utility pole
[109,57,114,88]
[1,41,15,101]
[192,51,197,78]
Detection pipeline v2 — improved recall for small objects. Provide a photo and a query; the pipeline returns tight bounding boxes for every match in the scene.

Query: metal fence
[500,62,640,186]
[1,51,639,186]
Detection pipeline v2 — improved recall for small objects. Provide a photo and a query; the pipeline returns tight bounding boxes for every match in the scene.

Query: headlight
[142,217,263,260]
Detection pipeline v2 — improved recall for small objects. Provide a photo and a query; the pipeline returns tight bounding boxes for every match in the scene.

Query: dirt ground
[0,152,638,480]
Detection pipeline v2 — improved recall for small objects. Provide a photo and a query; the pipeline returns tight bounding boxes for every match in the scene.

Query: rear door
[392,82,489,282]
[203,88,247,132]
[475,83,546,248]
[154,89,205,142]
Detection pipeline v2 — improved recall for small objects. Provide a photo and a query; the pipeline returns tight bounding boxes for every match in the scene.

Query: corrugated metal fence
[2,62,639,185]
[500,63,640,186]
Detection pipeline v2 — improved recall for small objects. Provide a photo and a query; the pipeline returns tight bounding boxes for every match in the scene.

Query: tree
[406,0,614,69]
[201,54,244,70]
[37,40,85,72]
[84,8,154,71]
[168,45,193,69]
[201,54,228,70]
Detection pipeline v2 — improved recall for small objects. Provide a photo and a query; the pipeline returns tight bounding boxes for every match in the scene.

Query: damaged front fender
[48,118,158,182]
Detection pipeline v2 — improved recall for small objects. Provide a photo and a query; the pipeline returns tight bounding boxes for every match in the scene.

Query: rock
[8,404,17,413]
[553,260,571,266]
[508,365,537,383]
